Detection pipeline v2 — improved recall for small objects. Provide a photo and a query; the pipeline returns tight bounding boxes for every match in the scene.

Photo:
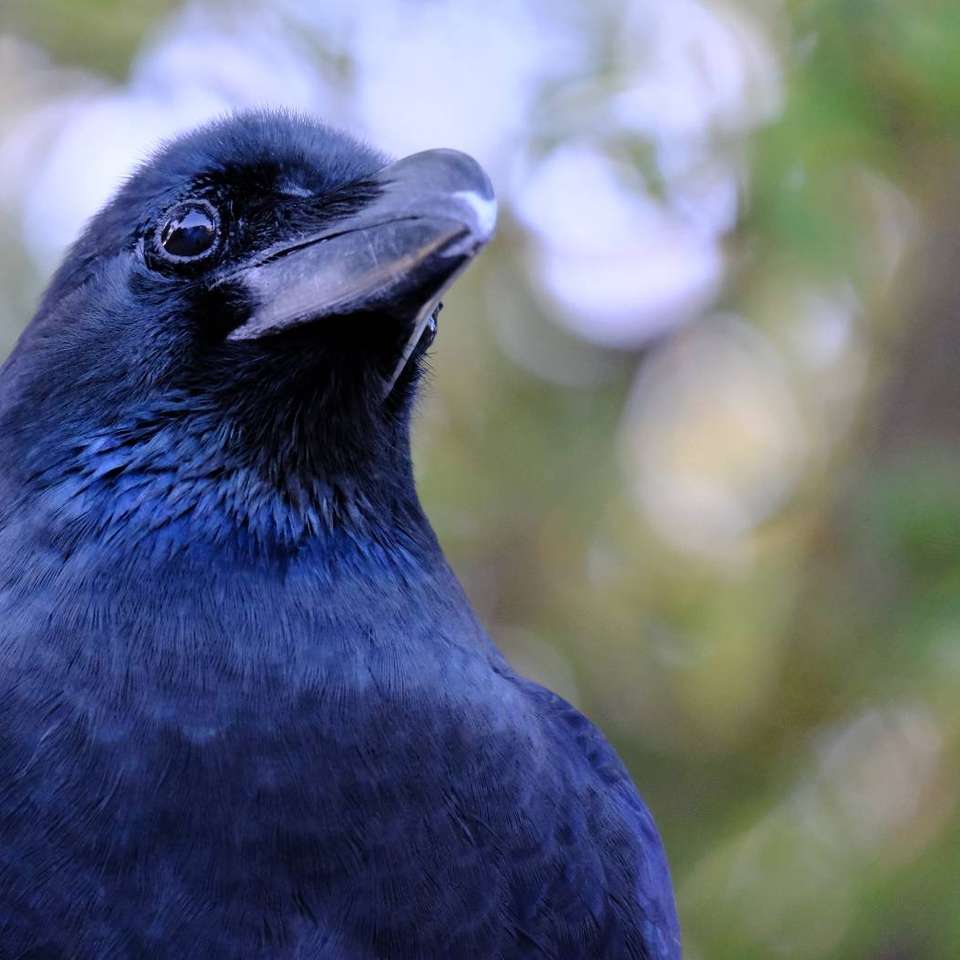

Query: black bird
[0,111,680,959]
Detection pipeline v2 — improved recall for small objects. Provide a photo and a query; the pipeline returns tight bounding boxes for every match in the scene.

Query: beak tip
[452,189,498,246]
[410,148,497,246]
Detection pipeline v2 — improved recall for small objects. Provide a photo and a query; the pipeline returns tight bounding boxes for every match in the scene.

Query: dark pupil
[160,206,216,258]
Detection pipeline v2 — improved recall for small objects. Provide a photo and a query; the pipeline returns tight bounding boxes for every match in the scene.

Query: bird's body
[0,113,679,959]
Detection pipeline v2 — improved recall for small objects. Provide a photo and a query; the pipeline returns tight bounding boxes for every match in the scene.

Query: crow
[0,111,680,960]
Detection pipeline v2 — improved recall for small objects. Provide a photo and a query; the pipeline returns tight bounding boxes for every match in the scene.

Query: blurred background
[1,0,958,956]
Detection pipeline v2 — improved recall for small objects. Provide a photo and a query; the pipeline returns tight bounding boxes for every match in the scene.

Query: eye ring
[153,199,222,266]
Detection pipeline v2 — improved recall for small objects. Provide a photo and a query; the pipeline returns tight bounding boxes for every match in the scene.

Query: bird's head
[1,112,495,554]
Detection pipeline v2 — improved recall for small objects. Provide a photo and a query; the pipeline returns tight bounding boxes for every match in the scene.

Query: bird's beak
[224,148,496,391]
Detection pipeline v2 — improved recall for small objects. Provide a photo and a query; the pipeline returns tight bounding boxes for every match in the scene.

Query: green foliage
[0,0,181,78]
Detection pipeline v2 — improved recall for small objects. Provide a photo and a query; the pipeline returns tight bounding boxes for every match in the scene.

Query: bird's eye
[155,200,221,263]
